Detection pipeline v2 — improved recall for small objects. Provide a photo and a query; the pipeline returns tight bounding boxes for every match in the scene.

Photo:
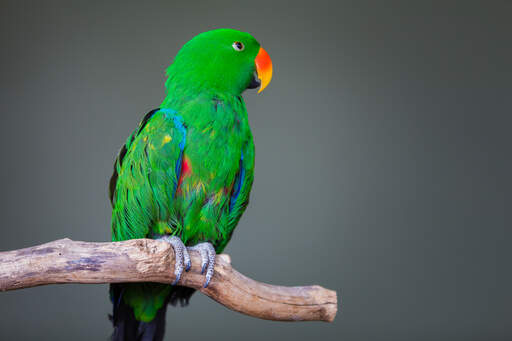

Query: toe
[171,247,184,285]
[188,245,208,274]
[199,248,208,274]
[183,247,191,272]
[162,236,186,285]
[187,242,216,288]
[203,243,216,288]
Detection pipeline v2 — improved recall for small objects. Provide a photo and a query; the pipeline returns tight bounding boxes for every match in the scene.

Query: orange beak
[255,46,272,93]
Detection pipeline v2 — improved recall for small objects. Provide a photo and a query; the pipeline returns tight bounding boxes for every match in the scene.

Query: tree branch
[0,238,337,322]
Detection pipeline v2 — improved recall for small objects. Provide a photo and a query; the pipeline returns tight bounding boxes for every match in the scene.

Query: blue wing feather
[229,152,245,212]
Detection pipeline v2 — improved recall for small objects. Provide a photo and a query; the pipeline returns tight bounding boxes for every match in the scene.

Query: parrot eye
[232,41,244,51]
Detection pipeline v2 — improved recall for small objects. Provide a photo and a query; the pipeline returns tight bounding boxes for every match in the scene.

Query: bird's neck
[161,85,244,113]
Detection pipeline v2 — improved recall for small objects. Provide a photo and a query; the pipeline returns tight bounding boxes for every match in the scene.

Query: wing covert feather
[110,109,186,241]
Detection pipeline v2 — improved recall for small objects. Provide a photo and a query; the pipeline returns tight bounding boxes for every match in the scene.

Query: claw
[159,235,190,285]
[184,249,191,272]
[187,242,216,288]
[172,273,181,286]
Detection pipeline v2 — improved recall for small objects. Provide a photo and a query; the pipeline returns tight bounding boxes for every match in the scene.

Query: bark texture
[0,238,337,322]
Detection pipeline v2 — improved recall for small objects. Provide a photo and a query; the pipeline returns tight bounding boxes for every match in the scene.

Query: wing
[218,140,255,252]
[109,109,159,205]
[110,108,186,241]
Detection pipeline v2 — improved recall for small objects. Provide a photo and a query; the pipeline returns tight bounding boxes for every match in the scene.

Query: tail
[109,284,196,341]
[110,284,167,341]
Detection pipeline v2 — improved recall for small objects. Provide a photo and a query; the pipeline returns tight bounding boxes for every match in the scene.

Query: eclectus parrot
[109,29,272,341]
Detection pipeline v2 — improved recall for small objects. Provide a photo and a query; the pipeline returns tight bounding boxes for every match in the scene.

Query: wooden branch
[0,238,337,322]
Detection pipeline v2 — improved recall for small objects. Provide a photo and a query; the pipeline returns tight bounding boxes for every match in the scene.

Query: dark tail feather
[109,284,196,341]
[110,284,168,341]
[136,307,167,341]
[168,285,196,307]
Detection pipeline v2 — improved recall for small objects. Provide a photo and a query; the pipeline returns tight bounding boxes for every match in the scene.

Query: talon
[184,248,191,272]
[187,242,216,288]
[171,273,181,286]
[159,235,189,285]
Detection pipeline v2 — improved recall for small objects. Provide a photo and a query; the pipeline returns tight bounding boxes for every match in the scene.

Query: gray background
[0,1,511,340]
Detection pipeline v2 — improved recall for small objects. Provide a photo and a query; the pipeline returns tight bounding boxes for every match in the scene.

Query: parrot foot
[187,242,216,288]
[158,235,191,285]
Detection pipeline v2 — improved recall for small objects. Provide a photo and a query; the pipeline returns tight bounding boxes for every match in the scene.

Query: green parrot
[109,28,272,341]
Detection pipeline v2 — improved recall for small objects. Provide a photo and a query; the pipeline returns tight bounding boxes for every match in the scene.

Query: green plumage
[109,29,259,322]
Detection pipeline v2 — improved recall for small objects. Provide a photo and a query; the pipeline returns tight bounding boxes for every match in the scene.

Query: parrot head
[165,29,272,96]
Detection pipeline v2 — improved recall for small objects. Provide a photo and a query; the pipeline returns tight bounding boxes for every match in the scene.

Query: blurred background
[0,1,511,340]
